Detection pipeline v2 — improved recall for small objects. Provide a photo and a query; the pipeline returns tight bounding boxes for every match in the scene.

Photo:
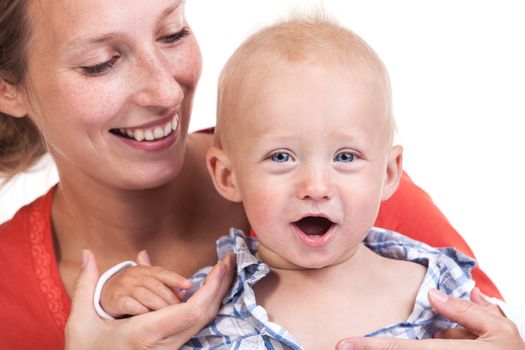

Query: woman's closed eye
[79,27,189,77]
[81,56,119,77]
[159,27,190,44]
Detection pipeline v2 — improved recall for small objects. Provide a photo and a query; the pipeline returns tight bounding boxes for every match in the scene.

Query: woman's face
[22,0,202,189]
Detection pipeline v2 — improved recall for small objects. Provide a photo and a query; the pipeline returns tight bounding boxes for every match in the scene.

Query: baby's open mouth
[294,216,334,236]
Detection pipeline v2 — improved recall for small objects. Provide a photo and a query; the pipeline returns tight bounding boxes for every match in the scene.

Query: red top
[0,174,502,349]
[375,172,502,300]
[0,186,69,350]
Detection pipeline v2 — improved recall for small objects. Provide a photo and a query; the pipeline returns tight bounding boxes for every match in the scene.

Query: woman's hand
[65,250,235,350]
[336,288,525,350]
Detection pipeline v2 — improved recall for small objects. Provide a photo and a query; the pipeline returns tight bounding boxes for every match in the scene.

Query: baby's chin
[257,249,342,271]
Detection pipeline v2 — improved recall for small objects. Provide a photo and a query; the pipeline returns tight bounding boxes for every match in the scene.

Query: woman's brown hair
[0,0,46,182]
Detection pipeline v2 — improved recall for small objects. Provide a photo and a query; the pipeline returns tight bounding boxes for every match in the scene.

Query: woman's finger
[470,287,505,317]
[68,250,100,321]
[337,337,478,350]
[65,250,103,348]
[470,287,490,306]
[427,289,500,336]
[337,290,525,350]
[137,250,152,266]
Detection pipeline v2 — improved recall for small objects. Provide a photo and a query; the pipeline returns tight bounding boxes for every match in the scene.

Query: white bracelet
[93,260,138,320]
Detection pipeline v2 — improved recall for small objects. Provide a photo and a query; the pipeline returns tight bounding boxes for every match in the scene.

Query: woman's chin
[120,170,181,191]
[111,159,185,191]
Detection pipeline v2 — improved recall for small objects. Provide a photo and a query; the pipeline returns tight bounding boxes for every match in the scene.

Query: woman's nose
[132,54,183,109]
[296,167,334,201]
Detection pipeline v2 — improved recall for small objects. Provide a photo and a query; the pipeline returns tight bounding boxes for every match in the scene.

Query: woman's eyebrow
[60,33,124,58]
[61,0,184,53]
[159,0,184,21]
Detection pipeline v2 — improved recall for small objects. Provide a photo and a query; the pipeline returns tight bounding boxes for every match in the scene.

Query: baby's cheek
[243,194,278,231]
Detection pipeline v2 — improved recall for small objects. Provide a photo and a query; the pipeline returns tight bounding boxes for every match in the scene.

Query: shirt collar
[217,229,271,303]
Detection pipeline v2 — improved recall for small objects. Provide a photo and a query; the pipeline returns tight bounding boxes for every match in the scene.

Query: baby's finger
[131,286,170,311]
[147,267,192,291]
[172,288,187,301]
[141,275,182,305]
[111,296,150,317]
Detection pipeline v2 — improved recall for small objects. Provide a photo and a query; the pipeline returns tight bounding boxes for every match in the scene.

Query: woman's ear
[381,145,403,201]
[206,146,242,203]
[0,78,27,117]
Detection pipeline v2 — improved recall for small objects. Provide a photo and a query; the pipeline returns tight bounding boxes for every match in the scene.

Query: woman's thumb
[69,250,100,320]
[65,250,103,349]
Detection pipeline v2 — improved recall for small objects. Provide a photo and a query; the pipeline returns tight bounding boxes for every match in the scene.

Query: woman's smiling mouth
[110,112,179,142]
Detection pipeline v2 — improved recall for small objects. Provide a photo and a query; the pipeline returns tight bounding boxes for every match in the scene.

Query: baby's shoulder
[364,251,427,324]
[380,254,427,293]
[373,248,426,289]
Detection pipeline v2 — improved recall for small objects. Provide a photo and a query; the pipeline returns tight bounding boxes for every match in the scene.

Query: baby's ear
[0,78,27,118]
[381,145,403,201]
[206,146,242,203]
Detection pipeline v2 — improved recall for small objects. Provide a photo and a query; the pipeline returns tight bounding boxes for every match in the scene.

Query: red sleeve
[376,171,503,299]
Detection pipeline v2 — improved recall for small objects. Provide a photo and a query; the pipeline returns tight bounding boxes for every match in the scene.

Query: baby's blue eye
[335,152,355,163]
[270,152,292,163]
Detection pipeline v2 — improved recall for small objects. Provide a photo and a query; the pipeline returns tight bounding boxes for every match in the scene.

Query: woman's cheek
[166,37,202,89]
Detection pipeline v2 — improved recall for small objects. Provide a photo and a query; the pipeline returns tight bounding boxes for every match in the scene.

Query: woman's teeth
[117,114,179,142]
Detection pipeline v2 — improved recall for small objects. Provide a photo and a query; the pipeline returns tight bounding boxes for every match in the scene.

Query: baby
[96,15,475,349]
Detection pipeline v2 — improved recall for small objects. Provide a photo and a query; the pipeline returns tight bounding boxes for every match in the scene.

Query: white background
[1,0,524,306]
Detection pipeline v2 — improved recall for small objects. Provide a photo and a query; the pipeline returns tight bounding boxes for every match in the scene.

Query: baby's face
[224,61,401,270]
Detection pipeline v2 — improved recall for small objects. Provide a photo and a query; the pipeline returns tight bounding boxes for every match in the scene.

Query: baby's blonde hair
[216,13,394,148]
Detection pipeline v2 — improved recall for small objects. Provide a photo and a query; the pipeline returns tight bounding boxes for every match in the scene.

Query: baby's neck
[255,243,373,302]
[253,244,425,349]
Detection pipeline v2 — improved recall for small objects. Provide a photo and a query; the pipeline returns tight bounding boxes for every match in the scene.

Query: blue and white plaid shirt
[183,228,475,349]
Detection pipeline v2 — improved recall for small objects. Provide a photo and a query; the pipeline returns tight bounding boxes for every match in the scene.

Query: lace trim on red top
[28,186,69,329]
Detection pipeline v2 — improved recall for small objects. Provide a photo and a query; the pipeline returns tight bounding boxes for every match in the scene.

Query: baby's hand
[100,251,192,318]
